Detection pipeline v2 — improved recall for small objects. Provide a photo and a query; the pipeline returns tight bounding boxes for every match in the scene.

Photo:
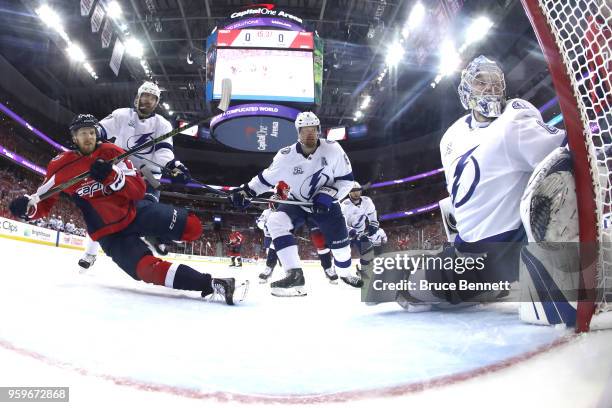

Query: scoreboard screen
[212,48,315,103]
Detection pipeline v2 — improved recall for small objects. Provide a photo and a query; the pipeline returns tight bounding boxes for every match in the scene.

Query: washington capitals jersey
[256,208,273,238]
[247,139,354,209]
[229,231,243,244]
[439,98,566,242]
[100,108,174,178]
[341,196,378,234]
[31,143,146,240]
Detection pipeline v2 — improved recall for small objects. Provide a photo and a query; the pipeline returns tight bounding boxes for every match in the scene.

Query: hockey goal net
[521,0,611,332]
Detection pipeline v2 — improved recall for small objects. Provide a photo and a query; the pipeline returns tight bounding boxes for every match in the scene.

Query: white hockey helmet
[351,181,362,192]
[295,111,321,135]
[458,55,506,118]
[134,81,161,113]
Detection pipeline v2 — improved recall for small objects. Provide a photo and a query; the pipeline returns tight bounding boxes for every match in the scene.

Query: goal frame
[520,0,600,332]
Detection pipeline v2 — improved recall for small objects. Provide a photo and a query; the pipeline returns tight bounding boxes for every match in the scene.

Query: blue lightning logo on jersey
[308,168,325,198]
[299,168,331,200]
[451,145,480,208]
[127,132,155,153]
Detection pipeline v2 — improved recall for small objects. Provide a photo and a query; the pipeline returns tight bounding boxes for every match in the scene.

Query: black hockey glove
[312,187,337,214]
[165,159,191,184]
[229,184,256,209]
[367,224,379,236]
[9,195,36,220]
[89,159,113,183]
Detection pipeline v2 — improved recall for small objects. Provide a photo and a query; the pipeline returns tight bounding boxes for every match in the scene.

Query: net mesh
[537,0,611,314]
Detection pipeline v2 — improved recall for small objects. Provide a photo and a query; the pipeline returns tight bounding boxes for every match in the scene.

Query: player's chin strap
[139,155,313,207]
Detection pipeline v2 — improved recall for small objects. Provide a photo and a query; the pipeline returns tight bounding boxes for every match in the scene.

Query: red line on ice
[0,335,574,404]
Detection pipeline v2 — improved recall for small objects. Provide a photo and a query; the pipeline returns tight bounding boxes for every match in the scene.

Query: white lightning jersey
[247,139,354,210]
[370,228,387,246]
[341,196,378,235]
[256,208,273,238]
[439,98,566,242]
[100,108,174,179]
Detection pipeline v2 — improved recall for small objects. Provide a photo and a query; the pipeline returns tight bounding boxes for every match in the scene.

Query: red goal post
[521,0,611,332]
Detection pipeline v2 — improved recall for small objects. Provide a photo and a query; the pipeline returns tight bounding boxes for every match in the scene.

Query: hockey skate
[324,267,338,284]
[340,274,364,288]
[205,278,250,305]
[259,267,273,283]
[78,254,96,270]
[271,268,307,297]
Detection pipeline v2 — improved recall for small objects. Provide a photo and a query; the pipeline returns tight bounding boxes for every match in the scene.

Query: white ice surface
[0,237,611,407]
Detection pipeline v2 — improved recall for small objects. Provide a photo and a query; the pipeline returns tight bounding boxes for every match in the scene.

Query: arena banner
[223,17,305,32]
[0,217,57,246]
[58,232,87,250]
[212,115,297,153]
[211,104,299,129]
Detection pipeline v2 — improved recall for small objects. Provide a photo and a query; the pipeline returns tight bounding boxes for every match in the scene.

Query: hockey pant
[97,200,214,295]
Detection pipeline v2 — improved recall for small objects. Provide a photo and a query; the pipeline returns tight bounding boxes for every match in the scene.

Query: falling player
[78,81,190,269]
[341,181,379,276]
[9,115,239,304]
[227,230,244,268]
[393,55,566,309]
[230,111,362,296]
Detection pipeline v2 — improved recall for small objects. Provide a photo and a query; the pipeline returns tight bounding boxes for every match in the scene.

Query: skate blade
[327,278,339,285]
[259,279,269,284]
[235,280,250,303]
[270,286,307,297]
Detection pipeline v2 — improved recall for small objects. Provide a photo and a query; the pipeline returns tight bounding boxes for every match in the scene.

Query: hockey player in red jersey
[8,114,241,305]
[227,230,244,267]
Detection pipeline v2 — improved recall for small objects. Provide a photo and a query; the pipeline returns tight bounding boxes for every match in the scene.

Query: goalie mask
[134,81,161,117]
[458,55,506,118]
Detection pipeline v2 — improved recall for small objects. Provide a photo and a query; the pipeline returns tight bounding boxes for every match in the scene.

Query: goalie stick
[33,78,232,203]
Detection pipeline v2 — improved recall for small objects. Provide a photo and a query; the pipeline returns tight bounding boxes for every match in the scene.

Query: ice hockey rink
[1,236,611,407]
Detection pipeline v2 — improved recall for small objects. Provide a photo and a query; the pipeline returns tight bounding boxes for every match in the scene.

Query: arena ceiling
[0,0,558,163]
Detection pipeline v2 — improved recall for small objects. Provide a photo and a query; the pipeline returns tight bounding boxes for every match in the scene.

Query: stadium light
[66,43,86,62]
[162,102,170,110]
[385,41,405,67]
[36,4,62,29]
[439,39,460,76]
[354,110,363,120]
[106,1,123,20]
[125,38,144,58]
[463,16,493,48]
[407,3,425,30]
[168,111,174,115]
[360,95,371,110]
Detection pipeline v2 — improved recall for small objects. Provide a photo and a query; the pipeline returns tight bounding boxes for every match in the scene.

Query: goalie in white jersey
[78,82,191,269]
[341,182,379,275]
[394,55,566,308]
[230,111,363,296]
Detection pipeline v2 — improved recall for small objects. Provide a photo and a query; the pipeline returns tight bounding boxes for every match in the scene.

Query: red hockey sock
[136,255,172,286]
[181,213,202,242]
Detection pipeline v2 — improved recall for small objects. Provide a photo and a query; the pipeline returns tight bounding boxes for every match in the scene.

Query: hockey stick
[34,79,232,203]
[131,150,313,207]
